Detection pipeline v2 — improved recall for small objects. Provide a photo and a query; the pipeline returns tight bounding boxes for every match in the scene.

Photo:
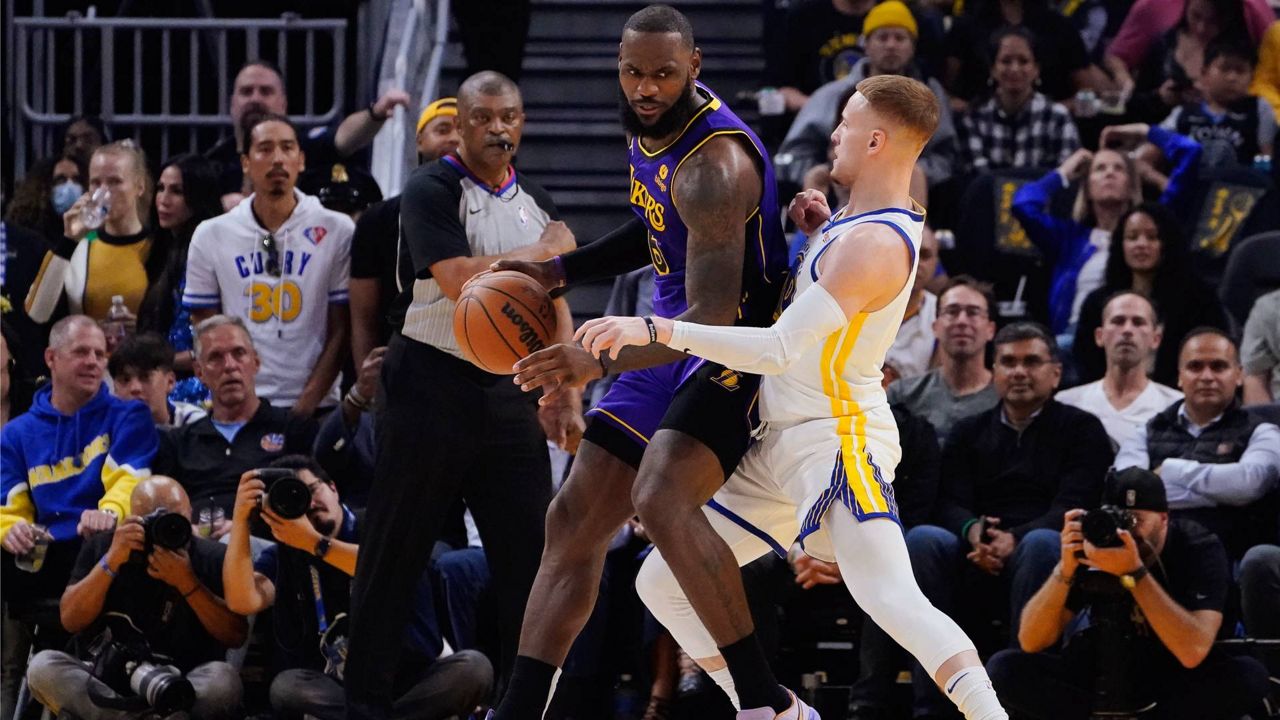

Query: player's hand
[538,398,586,455]
[104,517,146,573]
[787,190,831,235]
[260,507,321,552]
[372,89,412,119]
[792,554,842,590]
[78,509,118,537]
[575,316,674,360]
[1079,529,1144,578]
[1060,509,1085,577]
[514,343,602,406]
[1099,123,1150,151]
[489,259,566,291]
[62,192,92,240]
[2,521,39,556]
[1057,149,1094,183]
[233,472,267,524]
[148,546,198,593]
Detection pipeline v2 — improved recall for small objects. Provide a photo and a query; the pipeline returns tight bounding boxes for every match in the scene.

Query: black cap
[1104,467,1167,512]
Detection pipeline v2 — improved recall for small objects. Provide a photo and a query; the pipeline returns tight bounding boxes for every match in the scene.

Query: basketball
[453,271,558,374]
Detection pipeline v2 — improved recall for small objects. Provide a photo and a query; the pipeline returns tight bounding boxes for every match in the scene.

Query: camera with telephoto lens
[88,614,196,714]
[256,468,310,520]
[1080,505,1136,548]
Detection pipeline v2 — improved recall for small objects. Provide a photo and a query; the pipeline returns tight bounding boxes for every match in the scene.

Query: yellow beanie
[863,1,918,40]
[416,97,458,134]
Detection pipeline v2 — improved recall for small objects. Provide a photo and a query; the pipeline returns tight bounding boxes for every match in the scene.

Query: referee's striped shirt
[393,154,558,356]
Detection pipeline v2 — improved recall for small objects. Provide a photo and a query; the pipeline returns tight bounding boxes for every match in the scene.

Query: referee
[344,71,583,720]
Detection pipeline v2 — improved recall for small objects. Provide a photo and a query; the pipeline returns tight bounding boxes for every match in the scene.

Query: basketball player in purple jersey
[487,5,812,719]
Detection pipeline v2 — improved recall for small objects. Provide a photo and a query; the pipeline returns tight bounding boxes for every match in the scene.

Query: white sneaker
[735,689,820,719]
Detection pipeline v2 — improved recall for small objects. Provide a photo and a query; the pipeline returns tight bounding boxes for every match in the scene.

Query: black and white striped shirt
[394,155,558,354]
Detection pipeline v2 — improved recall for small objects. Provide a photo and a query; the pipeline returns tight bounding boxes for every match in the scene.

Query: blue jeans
[851,525,1059,717]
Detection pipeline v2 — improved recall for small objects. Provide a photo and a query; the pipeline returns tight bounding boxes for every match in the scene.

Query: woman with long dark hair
[137,154,221,402]
[1072,202,1228,385]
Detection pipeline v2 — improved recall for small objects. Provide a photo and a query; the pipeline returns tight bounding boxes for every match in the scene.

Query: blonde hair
[1071,149,1142,226]
[91,139,153,224]
[855,75,941,151]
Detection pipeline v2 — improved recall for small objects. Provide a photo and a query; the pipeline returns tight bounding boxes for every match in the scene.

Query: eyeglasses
[939,304,988,320]
[260,234,280,277]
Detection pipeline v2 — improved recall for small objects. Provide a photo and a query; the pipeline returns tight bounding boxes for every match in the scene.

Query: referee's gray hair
[48,315,102,352]
[192,315,255,358]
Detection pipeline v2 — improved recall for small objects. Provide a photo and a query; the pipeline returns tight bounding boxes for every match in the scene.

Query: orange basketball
[453,271,558,374]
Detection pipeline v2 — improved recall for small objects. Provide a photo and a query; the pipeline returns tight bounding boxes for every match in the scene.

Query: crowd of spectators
[2,0,1279,718]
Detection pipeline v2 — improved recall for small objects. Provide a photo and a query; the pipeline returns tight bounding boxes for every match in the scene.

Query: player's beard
[618,79,696,140]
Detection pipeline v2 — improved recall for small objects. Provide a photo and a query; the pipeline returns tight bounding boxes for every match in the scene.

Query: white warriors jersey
[759,202,925,425]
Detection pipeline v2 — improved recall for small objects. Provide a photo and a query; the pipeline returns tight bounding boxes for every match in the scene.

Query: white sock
[707,666,741,710]
[942,666,1007,720]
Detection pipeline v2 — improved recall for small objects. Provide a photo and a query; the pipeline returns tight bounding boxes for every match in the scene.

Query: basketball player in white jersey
[576,76,1008,720]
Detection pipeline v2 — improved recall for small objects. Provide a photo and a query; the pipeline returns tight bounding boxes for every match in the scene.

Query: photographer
[223,457,491,720]
[26,476,244,720]
[987,468,1269,719]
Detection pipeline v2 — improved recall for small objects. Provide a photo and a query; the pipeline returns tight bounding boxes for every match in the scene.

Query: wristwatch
[313,537,332,560]
[1120,564,1149,590]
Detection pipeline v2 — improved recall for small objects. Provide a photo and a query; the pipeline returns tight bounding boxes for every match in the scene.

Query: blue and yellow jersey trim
[819,315,897,518]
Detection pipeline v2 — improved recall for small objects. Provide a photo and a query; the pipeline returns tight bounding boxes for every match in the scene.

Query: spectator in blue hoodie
[1,315,157,557]
[1011,123,1201,343]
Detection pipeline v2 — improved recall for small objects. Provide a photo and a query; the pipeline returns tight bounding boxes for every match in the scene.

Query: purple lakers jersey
[627,83,788,326]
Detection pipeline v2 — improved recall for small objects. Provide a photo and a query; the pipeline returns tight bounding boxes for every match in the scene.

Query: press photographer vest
[1145,401,1275,558]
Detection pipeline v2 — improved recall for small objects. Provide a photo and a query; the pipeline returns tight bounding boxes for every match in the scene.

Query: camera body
[256,468,311,520]
[1080,505,1135,548]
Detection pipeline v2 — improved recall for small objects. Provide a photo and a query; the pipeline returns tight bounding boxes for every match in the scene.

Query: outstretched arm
[511,133,763,403]
[577,223,913,375]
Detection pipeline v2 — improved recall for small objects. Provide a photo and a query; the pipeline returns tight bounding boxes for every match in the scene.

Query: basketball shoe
[736,689,820,719]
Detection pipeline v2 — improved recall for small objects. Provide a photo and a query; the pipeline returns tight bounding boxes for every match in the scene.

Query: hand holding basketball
[454,271,558,374]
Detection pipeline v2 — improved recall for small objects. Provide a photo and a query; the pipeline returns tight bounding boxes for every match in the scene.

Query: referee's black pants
[346,335,552,720]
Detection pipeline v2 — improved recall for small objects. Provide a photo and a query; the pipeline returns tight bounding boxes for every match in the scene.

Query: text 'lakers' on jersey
[761,203,926,428]
[626,83,789,326]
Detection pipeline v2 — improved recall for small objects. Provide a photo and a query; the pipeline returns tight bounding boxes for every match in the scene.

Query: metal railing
[10,12,347,179]
[369,0,451,195]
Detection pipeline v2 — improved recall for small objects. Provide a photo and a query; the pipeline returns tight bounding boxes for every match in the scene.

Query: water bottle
[1254,155,1273,173]
[104,295,133,354]
[757,87,786,117]
[81,186,111,231]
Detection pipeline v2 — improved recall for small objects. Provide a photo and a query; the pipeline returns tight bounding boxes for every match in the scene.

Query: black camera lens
[1081,506,1134,548]
[264,474,311,520]
[146,512,192,551]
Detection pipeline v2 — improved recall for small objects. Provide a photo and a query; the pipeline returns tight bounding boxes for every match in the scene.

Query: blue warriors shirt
[627,83,789,326]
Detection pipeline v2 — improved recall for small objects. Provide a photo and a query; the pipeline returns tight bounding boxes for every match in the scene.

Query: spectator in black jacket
[898,322,1113,718]
[153,316,317,538]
